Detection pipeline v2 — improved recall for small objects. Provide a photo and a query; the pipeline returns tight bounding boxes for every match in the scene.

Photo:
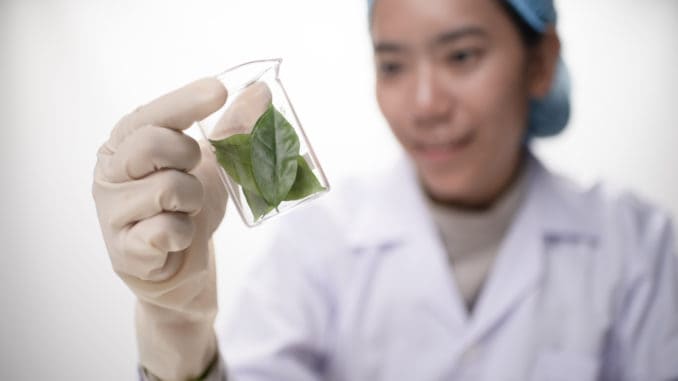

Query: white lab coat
[220,152,678,381]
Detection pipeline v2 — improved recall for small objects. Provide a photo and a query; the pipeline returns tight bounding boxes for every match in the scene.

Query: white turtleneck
[425,165,528,313]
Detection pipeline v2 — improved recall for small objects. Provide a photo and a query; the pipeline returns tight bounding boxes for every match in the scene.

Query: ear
[528,27,561,99]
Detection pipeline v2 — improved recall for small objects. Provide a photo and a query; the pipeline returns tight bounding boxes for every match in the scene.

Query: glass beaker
[198,58,330,227]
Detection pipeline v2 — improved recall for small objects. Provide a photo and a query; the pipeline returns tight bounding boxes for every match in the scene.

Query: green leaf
[209,134,258,192]
[210,134,275,221]
[284,156,326,201]
[209,105,322,223]
[243,188,274,220]
[250,105,300,206]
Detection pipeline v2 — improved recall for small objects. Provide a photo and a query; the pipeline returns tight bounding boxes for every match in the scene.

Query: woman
[92,0,678,380]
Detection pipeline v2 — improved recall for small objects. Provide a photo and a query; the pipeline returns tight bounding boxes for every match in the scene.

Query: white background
[1,1,677,379]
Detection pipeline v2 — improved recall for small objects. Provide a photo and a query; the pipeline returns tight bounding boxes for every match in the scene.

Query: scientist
[92,0,678,380]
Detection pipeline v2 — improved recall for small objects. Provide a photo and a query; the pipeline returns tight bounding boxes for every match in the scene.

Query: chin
[417,163,479,204]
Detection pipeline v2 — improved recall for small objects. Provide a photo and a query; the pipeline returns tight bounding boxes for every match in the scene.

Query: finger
[96,169,204,228]
[102,125,201,183]
[106,77,227,151]
[115,212,194,281]
[190,140,229,231]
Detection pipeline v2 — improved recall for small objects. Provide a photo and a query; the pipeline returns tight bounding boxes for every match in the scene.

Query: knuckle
[126,126,157,160]
[182,175,205,213]
[185,173,205,198]
[110,109,143,142]
[111,254,141,279]
[121,107,140,125]
[142,251,184,282]
[177,134,202,170]
[158,171,204,212]
[138,126,201,171]
[155,213,195,250]
[158,172,185,210]
[160,170,188,192]
[112,231,152,276]
[116,214,194,279]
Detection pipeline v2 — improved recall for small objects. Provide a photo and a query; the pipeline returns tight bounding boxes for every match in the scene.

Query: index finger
[107,77,228,151]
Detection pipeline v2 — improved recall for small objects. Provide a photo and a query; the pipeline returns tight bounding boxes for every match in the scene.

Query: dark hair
[499,1,542,47]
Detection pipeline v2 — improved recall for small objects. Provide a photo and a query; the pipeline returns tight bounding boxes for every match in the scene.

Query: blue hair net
[367,0,571,138]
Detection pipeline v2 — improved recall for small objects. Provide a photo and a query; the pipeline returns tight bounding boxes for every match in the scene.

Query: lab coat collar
[345,150,601,340]
[346,150,598,251]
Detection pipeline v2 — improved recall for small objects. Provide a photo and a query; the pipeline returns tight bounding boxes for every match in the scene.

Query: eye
[446,49,481,66]
[378,61,404,77]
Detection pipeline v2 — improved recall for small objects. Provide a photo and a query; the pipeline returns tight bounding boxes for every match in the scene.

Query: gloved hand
[92,78,228,380]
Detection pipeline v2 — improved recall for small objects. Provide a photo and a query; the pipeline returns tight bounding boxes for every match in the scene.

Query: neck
[424,149,527,211]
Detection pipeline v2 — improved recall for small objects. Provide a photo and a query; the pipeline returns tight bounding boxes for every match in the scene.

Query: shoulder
[592,183,675,273]
[534,155,675,268]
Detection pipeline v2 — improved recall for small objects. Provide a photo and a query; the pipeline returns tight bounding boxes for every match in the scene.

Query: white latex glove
[92,78,228,380]
[211,81,272,139]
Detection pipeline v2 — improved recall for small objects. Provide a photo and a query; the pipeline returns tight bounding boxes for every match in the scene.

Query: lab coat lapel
[468,154,598,341]
[346,157,470,327]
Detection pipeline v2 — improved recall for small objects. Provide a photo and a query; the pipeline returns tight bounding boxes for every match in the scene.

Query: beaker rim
[216,58,282,78]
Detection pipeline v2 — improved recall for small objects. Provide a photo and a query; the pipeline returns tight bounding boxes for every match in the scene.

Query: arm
[218,224,336,381]
[93,79,229,380]
[602,211,678,380]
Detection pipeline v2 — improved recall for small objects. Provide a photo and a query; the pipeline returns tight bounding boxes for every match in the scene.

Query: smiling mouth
[410,132,475,163]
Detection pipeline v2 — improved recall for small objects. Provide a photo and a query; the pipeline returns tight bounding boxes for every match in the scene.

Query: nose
[413,60,450,126]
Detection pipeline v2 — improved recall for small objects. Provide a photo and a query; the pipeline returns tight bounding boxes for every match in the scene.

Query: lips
[409,131,474,164]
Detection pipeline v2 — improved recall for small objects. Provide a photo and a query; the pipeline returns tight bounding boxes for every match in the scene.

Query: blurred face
[372,0,539,207]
